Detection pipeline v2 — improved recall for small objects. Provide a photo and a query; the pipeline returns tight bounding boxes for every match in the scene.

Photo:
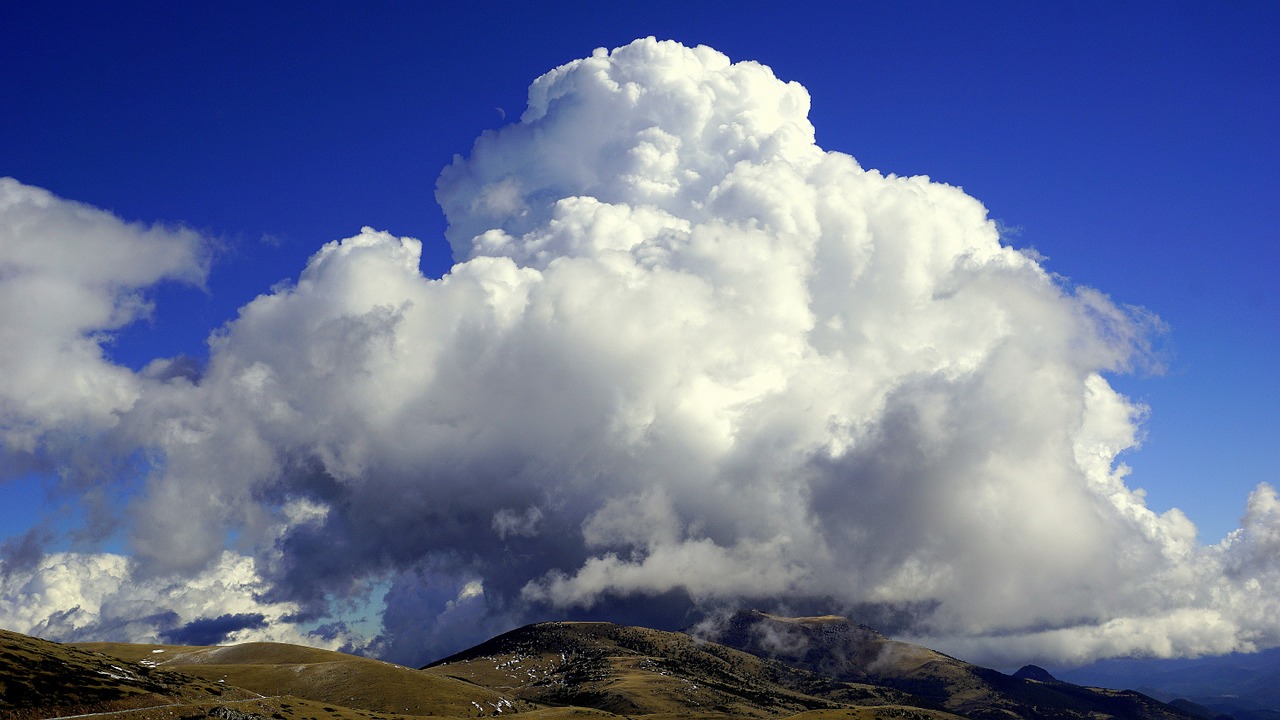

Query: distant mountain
[1057,647,1280,720]
[690,609,1200,720]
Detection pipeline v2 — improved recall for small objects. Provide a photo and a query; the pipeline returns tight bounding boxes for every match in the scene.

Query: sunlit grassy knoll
[77,642,527,717]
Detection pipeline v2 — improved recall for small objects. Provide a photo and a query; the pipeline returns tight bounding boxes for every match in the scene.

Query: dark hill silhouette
[1013,665,1058,682]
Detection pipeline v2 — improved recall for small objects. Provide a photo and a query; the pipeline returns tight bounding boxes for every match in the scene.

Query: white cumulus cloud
[3,39,1279,669]
[0,178,208,452]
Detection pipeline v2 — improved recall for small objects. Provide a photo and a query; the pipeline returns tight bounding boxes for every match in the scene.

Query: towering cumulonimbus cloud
[2,38,1278,667]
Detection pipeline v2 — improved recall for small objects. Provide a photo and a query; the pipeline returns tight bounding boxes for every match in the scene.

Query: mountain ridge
[423,619,930,716]
[0,613,1218,720]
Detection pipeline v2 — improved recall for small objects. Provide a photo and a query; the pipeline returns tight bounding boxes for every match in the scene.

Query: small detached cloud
[2,39,1279,669]
[161,612,268,646]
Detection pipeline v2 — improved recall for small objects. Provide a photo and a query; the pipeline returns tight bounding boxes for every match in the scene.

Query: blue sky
[1,1,1278,664]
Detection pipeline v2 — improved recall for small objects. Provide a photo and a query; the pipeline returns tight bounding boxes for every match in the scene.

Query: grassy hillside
[0,628,250,718]
[77,640,530,717]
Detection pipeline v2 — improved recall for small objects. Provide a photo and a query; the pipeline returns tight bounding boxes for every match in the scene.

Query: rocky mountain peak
[1013,664,1059,682]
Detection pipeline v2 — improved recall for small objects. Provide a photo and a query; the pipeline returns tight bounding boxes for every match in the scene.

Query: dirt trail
[42,695,278,720]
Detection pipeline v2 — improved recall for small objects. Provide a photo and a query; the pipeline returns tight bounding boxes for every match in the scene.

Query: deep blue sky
[2,0,1276,544]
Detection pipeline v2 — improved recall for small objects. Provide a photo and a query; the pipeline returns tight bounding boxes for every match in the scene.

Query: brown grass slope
[696,610,1202,720]
[0,628,252,719]
[423,621,936,718]
[77,641,529,718]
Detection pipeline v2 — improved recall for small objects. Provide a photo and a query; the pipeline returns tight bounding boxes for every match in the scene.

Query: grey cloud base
[2,39,1278,668]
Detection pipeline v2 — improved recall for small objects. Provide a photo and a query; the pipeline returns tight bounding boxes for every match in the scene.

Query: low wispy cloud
[1,38,1276,668]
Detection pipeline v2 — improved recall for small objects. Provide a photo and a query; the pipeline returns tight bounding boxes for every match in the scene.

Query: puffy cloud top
[439,40,817,260]
[2,39,1277,668]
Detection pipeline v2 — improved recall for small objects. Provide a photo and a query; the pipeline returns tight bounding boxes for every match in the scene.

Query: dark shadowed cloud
[162,613,268,646]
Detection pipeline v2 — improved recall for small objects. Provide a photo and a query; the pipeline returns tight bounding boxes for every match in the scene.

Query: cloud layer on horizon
[1,38,1277,668]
